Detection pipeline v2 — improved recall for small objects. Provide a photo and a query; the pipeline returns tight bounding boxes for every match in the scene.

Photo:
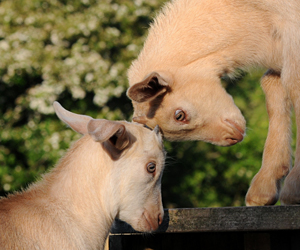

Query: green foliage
[0,0,165,195]
[0,0,288,208]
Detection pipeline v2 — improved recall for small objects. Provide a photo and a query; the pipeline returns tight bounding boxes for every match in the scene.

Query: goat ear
[53,101,92,135]
[153,125,163,143]
[87,119,130,150]
[132,115,148,125]
[127,71,173,103]
[153,125,160,135]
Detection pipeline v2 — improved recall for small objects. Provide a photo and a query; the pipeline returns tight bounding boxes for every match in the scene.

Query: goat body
[127,0,300,206]
[0,102,165,250]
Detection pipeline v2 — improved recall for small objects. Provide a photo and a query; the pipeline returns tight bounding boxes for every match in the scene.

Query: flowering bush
[0,0,164,194]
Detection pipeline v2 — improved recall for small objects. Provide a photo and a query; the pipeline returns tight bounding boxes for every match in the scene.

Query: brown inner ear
[127,73,169,103]
[142,77,167,100]
[88,119,129,150]
[110,126,130,151]
[129,77,167,102]
[109,134,118,146]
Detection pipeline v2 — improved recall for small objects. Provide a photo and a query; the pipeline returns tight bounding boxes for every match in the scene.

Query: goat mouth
[143,210,158,232]
[224,119,245,145]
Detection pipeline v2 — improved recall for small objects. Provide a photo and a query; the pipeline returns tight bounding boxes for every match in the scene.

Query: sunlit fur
[127,0,300,205]
[0,105,165,250]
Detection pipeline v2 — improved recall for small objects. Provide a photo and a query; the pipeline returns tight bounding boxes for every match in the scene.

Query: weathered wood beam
[111,205,300,234]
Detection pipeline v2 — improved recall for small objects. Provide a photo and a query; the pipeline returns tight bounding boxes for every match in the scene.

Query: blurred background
[0,0,294,208]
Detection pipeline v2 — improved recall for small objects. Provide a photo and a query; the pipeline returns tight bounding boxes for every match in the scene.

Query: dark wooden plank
[109,230,300,250]
[244,232,270,250]
[111,206,300,234]
[270,231,292,250]
[109,232,245,250]
[108,235,123,250]
[290,231,300,250]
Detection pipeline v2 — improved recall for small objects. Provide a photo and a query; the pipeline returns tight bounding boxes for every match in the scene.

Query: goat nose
[225,119,245,145]
[158,213,163,225]
[225,119,245,135]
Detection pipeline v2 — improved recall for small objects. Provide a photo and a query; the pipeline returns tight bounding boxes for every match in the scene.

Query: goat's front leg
[280,81,300,204]
[246,70,292,206]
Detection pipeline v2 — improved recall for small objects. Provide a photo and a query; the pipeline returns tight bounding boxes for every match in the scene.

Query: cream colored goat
[0,102,165,250]
[127,0,300,206]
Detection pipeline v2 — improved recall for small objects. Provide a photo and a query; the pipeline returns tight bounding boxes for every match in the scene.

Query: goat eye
[174,110,185,121]
[146,162,156,174]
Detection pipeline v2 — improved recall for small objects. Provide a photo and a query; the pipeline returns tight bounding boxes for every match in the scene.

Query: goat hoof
[245,174,279,206]
[280,167,300,205]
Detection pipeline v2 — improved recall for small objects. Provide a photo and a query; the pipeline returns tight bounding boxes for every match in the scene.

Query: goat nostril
[225,119,245,135]
[158,213,163,225]
[226,138,238,145]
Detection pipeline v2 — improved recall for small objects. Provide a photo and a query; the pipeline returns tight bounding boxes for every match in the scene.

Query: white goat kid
[127,0,300,206]
[0,102,165,250]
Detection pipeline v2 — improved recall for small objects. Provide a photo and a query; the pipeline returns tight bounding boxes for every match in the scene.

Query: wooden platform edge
[111,205,300,234]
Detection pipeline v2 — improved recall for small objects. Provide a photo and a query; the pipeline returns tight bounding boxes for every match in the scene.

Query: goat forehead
[117,122,164,157]
[125,122,162,142]
[139,131,163,152]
